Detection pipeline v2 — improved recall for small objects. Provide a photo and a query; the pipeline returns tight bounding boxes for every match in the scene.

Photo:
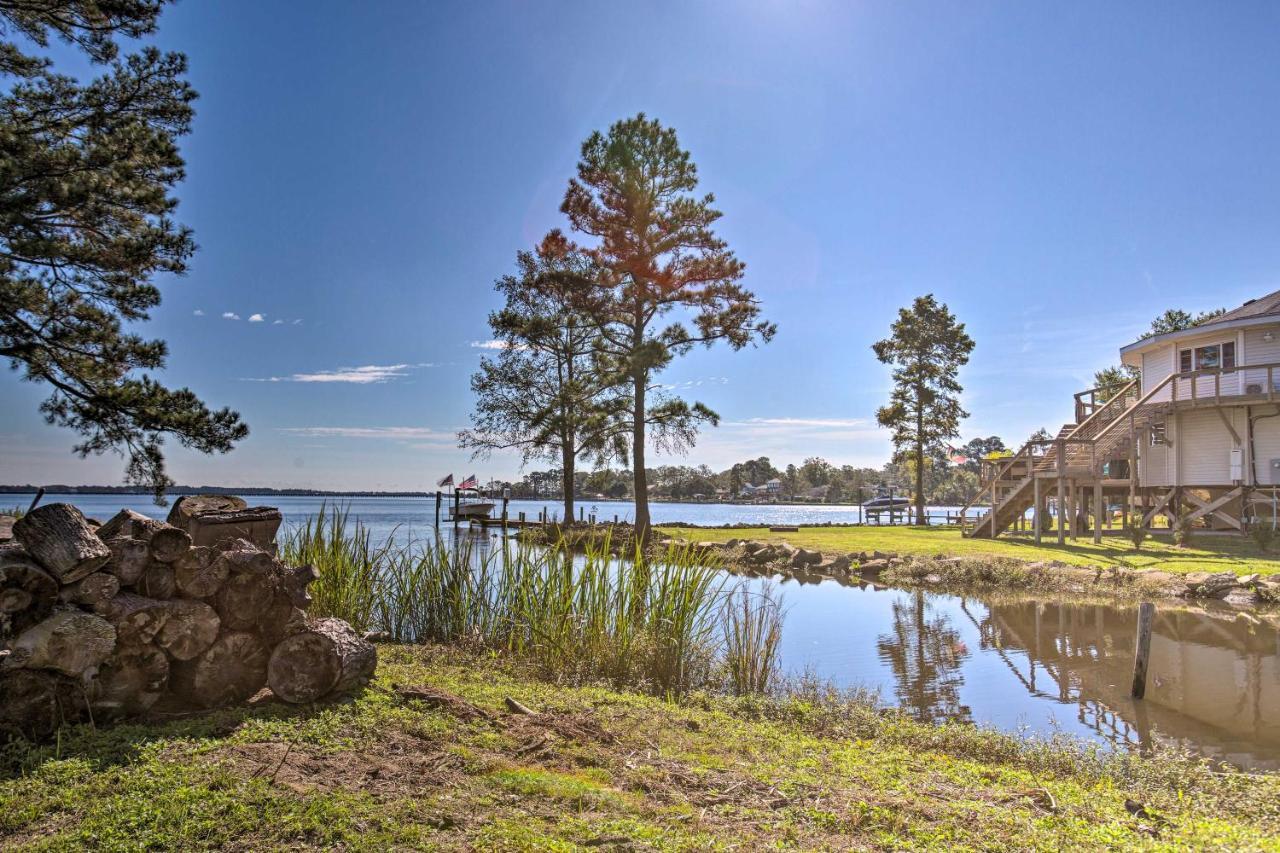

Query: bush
[1172,519,1194,548]
[1125,521,1149,552]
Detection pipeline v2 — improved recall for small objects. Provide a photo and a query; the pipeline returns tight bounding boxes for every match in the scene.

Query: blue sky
[5,0,1280,490]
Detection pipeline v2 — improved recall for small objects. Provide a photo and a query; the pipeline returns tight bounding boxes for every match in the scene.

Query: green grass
[1,644,1277,850]
[284,507,778,697]
[659,524,1280,576]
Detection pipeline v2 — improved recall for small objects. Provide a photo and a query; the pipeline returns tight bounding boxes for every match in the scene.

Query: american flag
[457,474,479,490]
[437,473,454,487]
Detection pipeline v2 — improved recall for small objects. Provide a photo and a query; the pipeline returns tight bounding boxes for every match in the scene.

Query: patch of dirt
[216,730,463,798]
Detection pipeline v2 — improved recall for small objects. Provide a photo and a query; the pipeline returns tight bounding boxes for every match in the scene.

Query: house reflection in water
[972,599,1280,770]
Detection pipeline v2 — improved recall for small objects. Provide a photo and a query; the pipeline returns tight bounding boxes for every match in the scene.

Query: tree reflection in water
[876,590,973,724]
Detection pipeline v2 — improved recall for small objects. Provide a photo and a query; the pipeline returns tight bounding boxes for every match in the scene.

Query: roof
[1120,288,1280,357]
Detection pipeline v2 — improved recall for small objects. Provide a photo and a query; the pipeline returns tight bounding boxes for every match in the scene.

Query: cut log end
[90,643,169,719]
[267,618,376,704]
[170,631,268,709]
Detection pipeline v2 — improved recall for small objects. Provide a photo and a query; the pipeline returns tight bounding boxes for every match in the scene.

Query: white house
[967,289,1280,540]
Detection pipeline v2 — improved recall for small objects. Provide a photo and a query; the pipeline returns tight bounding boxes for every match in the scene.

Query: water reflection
[876,590,972,724]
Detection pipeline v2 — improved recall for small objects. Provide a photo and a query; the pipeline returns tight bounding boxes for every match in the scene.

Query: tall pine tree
[459,236,627,522]
[0,1,247,499]
[560,114,775,537]
[873,295,974,526]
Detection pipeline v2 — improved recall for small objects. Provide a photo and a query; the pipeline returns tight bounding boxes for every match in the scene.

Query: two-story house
[965,289,1280,541]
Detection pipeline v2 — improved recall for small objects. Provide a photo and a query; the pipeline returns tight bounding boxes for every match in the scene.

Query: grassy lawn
[2,644,1278,850]
[658,525,1280,576]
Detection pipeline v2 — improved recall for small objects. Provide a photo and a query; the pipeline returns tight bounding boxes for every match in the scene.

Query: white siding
[1177,409,1238,485]
[1242,326,1280,393]
[1140,428,1171,487]
[1254,415,1280,485]
[1143,345,1174,402]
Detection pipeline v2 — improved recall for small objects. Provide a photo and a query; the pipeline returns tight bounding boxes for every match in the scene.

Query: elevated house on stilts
[964,289,1280,541]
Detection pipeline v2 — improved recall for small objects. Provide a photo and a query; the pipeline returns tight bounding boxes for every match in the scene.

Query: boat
[446,487,495,521]
[863,496,909,510]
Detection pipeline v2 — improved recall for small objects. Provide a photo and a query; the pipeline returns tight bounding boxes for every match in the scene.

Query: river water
[25,493,1280,771]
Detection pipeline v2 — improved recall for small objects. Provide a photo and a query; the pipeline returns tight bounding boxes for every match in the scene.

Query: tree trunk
[214,571,274,631]
[561,443,575,524]
[169,631,268,709]
[136,562,177,600]
[2,610,116,677]
[173,546,228,599]
[916,437,926,527]
[89,642,169,719]
[96,509,192,563]
[154,599,220,661]
[103,537,150,586]
[0,669,88,739]
[0,549,57,633]
[632,373,649,540]
[58,572,121,608]
[267,617,376,704]
[100,593,172,645]
[168,500,281,552]
[13,503,111,583]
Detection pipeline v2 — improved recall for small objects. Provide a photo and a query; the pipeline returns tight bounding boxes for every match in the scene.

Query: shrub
[1125,521,1149,552]
[1250,523,1275,554]
[1172,519,1194,549]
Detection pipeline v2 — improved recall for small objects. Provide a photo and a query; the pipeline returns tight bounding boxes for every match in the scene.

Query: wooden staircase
[964,379,1148,539]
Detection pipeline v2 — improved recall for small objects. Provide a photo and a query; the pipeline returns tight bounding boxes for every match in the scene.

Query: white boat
[446,488,495,520]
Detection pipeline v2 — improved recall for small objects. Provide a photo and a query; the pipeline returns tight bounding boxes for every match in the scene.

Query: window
[1179,341,1235,373]
[1150,422,1166,446]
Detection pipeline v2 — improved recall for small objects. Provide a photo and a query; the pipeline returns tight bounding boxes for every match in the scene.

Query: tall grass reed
[282,506,779,697]
[723,583,784,695]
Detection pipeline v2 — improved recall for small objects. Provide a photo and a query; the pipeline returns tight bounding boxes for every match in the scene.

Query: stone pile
[694,539,906,581]
[0,496,375,739]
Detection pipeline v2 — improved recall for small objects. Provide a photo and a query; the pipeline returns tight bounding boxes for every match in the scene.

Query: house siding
[1143,345,1174,402]
[1253,415,1280,485]
[1243,326,1280,392]
[1177,409,1237,485]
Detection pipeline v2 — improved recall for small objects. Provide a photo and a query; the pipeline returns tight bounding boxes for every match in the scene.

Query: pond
[27,493,1280,771]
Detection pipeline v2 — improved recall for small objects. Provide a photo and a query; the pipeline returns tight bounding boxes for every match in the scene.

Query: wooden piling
[1130,602,1155,699]
[435,491,441,527]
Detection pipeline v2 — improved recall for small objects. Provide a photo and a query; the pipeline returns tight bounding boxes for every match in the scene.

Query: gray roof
[1209,288,1280,324]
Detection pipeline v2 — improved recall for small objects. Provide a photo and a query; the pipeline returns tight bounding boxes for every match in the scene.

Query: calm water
[31,493,1280,770]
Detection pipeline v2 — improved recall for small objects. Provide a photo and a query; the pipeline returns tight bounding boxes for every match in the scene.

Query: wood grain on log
[58,572,121,608]
[173,546,228,598]
[13,503,111,583]
[155,599,220,661]
[213,571,275,631]
[100,593,172,645]
[89,643,169,719]
[0,549,57,630]
[103,537,150,586]
[2,610,116,677]
[214,540,275,576]
[0,514,14,542]
[97,510,191,564]
[166,494,247,528]
[267,618,376,704]
[136,563,177,600]
[0,669,88,739]
[170,631,268,709]
[170,499,281,551]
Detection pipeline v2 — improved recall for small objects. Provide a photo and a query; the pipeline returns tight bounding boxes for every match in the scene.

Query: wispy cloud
[193,309,205,317]
[278,426,449,440]
[272,319,284,325]
[292,319,303,325]
[222,311,240,320]
[248,313,265,323]
[244,362,433,384]
[658,376,731,391]
[737,417,869,429]
[470,339,524,351]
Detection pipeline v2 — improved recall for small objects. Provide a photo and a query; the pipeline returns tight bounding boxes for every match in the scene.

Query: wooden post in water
[579,506,584,523]
[453,489,460,525]
[501,494,509,532]
[435,491,441,527]
[1130,602,1155,699]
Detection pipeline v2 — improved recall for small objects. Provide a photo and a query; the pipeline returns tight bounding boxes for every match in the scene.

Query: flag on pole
[457,474,478,490]
[437,473,454,488]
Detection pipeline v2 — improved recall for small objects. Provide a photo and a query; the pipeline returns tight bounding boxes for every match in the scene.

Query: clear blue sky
[5,0,1280,490]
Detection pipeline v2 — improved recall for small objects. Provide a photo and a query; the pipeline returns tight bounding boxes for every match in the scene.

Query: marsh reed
[283,505,781,696]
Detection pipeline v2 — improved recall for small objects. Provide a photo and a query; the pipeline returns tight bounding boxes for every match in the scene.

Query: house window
[1179,341,1235,373]
[1150,422,1166,446]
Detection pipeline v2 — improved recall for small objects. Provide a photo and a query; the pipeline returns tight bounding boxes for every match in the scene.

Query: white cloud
[248,313,265,323]
[292,319,303,325]
[244,363,428,384]
[737,417,869,429]
[278,426,448,440]
[470,339,523,351]
[272,319,284,325]
[193,309,205,317]
[222,312,240,320]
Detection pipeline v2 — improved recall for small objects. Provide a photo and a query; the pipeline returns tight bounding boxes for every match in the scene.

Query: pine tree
[560,114,775,537]
[0,1,247,500]
[873,295,975,526]
[459,237,627,522]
